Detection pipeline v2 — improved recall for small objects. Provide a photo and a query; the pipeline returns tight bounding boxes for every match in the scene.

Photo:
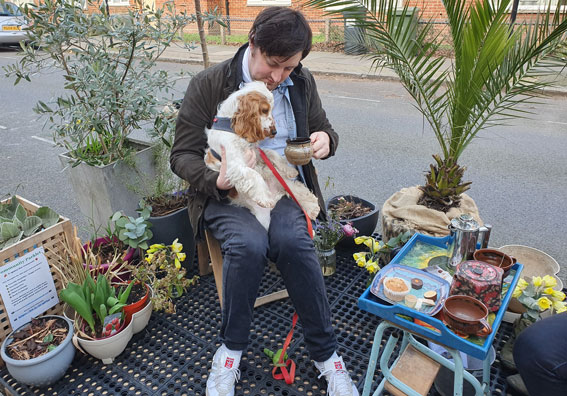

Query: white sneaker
[206,344,242,396]
[314,352,359,396]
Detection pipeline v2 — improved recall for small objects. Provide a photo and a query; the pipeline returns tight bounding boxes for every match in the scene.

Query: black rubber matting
[0,247,519,395]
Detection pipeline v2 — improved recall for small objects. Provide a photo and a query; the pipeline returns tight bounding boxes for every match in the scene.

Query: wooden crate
[0,196,74,361]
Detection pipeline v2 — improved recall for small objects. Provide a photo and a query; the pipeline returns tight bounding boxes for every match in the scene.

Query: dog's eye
[261,106,270,114]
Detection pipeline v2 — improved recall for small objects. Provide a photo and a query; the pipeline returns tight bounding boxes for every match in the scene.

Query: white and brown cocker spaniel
[204,81,320,230]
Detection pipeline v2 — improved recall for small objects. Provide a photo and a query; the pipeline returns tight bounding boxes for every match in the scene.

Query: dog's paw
[282,167,298,179]
[256,196,277,208]
[306,202,321,220]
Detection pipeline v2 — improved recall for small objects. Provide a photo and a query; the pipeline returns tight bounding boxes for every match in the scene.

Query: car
[0,2,28,46]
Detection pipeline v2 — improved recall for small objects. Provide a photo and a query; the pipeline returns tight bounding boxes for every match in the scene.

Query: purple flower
[342,223,358,237]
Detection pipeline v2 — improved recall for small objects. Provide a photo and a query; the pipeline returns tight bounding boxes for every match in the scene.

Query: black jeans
[203,196,337,362]
[514,312,567,396]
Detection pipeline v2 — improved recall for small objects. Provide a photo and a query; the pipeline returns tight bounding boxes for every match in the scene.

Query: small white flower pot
[76,318,133,364]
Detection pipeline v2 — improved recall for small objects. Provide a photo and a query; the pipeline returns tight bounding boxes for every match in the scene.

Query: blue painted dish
[370,263,451,316]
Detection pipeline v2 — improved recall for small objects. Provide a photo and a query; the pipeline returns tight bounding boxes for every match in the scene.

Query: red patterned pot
[450,260,503,312]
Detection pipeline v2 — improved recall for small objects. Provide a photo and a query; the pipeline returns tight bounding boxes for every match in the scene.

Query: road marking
[326,94,381,103]
[0,125,6,130]
[547,120,567,126]
[31,135,56,145]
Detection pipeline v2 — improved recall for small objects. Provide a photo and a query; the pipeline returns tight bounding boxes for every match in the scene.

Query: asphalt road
[2,47,567,284]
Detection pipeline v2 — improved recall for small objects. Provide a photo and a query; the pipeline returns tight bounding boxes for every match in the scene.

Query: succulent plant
[0,196,59,250]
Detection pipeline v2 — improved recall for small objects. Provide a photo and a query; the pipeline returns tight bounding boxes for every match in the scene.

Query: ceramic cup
[473,248,514,276]
[284,137,313,165]
[443,295,492,336]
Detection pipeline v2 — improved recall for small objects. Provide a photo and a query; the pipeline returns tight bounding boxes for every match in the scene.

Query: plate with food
[370,263,451,315]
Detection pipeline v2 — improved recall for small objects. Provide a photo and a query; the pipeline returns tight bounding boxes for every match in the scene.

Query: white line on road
[31,135,56,145]
[546,120,567,126]
[0,125,6,129]
[326,94,382,103]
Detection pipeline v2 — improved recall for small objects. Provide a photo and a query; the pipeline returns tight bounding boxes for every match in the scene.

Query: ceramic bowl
[284,137,313,165]
[473,248,514,276]
[443,295,492,336]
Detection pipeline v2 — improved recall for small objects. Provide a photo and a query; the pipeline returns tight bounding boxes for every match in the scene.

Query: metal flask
[447,214,492,268]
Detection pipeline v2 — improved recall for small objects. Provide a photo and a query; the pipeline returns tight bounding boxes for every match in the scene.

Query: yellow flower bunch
[512,275,567,321]
[353,236,383,275]
[129,238,198,313]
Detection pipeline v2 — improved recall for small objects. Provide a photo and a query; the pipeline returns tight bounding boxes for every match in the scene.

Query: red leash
[258,148,314,239]
[258,148,315,384]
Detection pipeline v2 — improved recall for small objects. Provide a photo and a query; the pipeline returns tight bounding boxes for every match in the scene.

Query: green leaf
[1,222,21,240]
[14,204,27,223]
[23,216,42,237]
[35,207,59,228]
[43,333,54,343]
[47,344,57,352]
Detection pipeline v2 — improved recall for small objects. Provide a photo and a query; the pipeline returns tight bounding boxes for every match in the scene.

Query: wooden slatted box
[0,195,74,365]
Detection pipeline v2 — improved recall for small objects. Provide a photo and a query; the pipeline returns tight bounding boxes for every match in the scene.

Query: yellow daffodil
[171,238,183,253]
[353,252,367,267]
[544,287,556,295]
[174,258,181,269]
[354,236,371,245]
[145,255,153,264]
[365,260,379,274]
[542,275,557,288]
[532,276,543,288]
[177,252,186,262]
[553,300,567,313]
[537,296,552,311]
[148,243,166,254]
[551,290,566,302]
[517,278,529,290]
[512,286,523,298]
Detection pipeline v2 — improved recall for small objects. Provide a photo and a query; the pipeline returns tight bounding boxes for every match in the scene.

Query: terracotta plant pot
[443,295,492,336]
[122,283,150,325]
[1,315,75,387]
[473,248,514,276]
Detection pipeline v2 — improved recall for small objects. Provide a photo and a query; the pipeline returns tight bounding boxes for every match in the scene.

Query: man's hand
[310,131,331,159]
[216,146,233,190]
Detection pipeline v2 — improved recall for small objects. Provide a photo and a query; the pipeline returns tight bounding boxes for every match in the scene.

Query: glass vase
[317,248,336,276]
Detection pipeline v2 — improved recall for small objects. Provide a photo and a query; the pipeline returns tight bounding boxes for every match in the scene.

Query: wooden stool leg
[205,230,224,308]
[197,241,212,275]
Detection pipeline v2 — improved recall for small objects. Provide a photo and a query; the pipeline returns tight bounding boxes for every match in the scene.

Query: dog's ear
[232,91,270,143]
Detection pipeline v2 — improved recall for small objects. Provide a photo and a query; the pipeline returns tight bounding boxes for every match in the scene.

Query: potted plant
[125,239,199,314]
[1,315,75,387]
[309,0,567,238]
[0,195,60,251]
[352,231,412,285]
[4,0,217,230]
[59,274,134,364]
[314,215,358,276]
[326,195,378,247]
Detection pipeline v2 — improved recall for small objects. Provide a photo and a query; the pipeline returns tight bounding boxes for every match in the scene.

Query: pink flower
[342,223,358,237]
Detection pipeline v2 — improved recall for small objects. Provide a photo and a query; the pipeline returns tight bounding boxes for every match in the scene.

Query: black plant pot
[326,195,379,248]
[149,206,195,272]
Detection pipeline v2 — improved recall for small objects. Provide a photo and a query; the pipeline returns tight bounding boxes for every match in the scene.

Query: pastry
[411,278,423,290]
[424,290,438,301]
[383,277,410,301]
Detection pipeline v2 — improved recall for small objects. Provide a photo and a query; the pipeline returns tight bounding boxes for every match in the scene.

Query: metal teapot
[447,214,492,268]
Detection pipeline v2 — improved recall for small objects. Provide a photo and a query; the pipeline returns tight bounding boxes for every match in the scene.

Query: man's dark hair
[249,7,312,60]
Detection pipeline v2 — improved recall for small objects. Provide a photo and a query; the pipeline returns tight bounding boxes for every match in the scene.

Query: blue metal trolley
[357,233,523,396]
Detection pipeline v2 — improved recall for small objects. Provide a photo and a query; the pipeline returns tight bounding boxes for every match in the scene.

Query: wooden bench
[199,230,289,308]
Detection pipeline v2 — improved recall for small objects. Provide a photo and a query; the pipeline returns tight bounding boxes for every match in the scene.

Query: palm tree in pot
[307,0,567,236]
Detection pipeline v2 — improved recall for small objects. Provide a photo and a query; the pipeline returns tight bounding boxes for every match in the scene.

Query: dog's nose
[270,123,277,136]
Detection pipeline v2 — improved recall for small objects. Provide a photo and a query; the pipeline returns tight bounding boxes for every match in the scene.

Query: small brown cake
[411,278,423,290]
[423,290,438,301]
[383,277,410,301]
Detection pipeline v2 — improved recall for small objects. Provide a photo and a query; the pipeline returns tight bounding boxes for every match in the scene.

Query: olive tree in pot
[308,0,567,238]
[4,0,218,230]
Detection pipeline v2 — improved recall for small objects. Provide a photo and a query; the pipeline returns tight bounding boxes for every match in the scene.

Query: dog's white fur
[205,81,320,230]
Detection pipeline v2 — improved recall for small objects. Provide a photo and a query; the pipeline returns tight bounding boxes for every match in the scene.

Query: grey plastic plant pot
[1,315,75,387]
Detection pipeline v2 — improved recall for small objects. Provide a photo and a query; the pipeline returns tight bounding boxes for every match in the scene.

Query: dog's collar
[212,117,234,133]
